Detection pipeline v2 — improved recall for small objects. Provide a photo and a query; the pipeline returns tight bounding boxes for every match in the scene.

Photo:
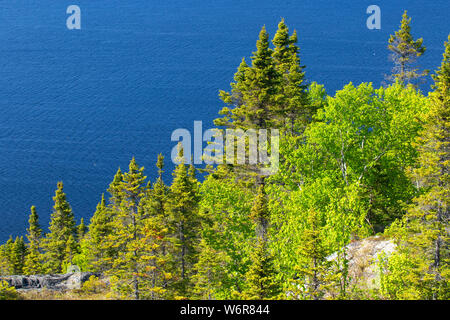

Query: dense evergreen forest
[1,13,449,300]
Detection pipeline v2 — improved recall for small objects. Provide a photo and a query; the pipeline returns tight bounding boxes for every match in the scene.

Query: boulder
[327,236,397,290]
[0,272,100,291]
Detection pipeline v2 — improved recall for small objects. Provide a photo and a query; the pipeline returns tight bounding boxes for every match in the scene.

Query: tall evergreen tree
[108,167,124,208]
[216,25,281,130]
[291,209,335,300]
[243,185,281,299]
[23,206,43,275]
[77,218,87,241]
[166,145,201,296]
[85,194,116,272]
[108,157,148,300]
[11,237,26,275]
[382,35,450,300]
[42,182,77,273]
[387,11,428,84]
[272,18,309,131]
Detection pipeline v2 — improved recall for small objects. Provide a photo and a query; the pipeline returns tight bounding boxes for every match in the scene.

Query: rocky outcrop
[328,236,397,290]
[0,272,100,291]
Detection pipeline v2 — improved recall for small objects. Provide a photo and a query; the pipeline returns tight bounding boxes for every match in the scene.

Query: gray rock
[0,272,100,291]
[327,236,397,290]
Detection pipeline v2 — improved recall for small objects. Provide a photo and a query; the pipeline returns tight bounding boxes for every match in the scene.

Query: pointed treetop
[432,34,450,93]
[387,10,427,84]
[156,153,165,178]
[27,205,42,243]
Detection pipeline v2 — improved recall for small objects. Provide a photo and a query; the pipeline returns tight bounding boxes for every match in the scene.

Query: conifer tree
[42,182,77,273]
[1,237,14,275]
[383,35,450,300]
[387,11,428,84]
[292,209,334,300]
[108,167,124,208]
[137,208,172,300]
[191,239,230,299]
[143,154,174,296]
[85,194,116,272]
[62,234,78,272]
[11,237,26,275]
[272,18,309,131]
[23,206,43,275]
[243,185,281,299]
[216,25,281,130]
[108,157,148,299]
[77,218,87,241]
[166,145,201,296]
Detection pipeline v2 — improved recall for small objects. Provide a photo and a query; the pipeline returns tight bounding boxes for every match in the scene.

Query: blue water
[0,0,448,242]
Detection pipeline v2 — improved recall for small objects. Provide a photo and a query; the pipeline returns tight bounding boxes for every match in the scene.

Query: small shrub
[0,281,21,300]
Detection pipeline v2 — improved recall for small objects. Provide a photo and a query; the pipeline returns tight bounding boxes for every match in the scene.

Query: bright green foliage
[42,182,77,273]
[197,166,254,298]
[388,11,428,84]
[267,82,426,292]
[23,206,43,275]
[381,36,450,300]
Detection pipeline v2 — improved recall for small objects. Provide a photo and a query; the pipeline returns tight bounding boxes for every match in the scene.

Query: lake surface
[0,0,449,242]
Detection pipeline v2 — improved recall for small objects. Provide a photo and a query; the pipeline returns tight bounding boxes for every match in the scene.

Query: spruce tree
[62,234,78,272]
[383,35,449,300]
[43,182,77,273]
[77,218,87,241]
[108,167,124,208]
[243,185,281,299]
[2,237,14,275]
[166,145,201,296]
[387,11,428,84]
[11,237,26,275]
[192,239,229,299]
[86,194,115,272]
[143,154,174,297]
[108,157,148,300]
[23,206,43,275]
[292,209,334,300]
[272,18,309,131]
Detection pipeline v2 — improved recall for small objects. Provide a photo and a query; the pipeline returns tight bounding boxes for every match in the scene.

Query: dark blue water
[0,0,448,242]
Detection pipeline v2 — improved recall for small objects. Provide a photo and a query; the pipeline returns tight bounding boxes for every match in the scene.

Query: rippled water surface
[0,0,449,241]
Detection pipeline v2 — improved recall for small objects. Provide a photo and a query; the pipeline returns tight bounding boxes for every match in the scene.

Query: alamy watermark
[171,121,279,175]
[66,5,81,30]
[366,5,381,30]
